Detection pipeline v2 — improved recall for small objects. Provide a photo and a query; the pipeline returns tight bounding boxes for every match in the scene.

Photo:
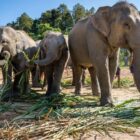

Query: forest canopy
[7,3,95,40]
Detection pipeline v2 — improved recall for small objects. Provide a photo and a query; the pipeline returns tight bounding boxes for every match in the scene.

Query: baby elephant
[35,32,68,96]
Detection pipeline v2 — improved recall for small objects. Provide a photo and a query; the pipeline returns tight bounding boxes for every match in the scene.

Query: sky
[0,0,140,26]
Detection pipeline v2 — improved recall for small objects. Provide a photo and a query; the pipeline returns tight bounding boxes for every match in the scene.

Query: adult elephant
[69,1,140,106]
[0,26,38,99]
[64,35,86,87]
[35,31,68,96]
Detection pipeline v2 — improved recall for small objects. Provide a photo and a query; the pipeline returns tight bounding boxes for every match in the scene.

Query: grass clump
[113,77,134,88]
[61,79,72,87]
[2,94,138,139]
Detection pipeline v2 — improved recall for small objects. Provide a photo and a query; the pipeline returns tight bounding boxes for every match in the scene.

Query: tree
[31,19,40,34]
[7,21,17,28]
[73,3,86,22]
[16,12,33,32]
[40,10,52,24]
[86,7,95,16]
[7,3,95,37]
[31,23,61,40]
[57,4,73,32]
[57,4,68,15]
[40,9,61,28]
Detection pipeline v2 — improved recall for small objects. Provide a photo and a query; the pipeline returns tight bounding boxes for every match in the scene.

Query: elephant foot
[75,88,82,95]
[75,91,81,96]
[100,97,114,107]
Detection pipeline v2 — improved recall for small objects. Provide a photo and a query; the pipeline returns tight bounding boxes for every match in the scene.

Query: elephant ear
[57,35,65,47]
[15,31,27,54]
[90,6,111,37]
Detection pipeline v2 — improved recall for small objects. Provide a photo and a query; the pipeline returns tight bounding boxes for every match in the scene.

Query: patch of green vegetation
[113,77,134,88]
[0,103,11,112]
[61,79,72,87]
[1,94,140,139]
[85,76,91,84]
[12,94,140,129]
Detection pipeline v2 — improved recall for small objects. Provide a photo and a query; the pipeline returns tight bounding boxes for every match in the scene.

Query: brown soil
[0,67,140,140]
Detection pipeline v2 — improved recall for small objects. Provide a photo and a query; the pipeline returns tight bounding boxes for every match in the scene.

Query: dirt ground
[0,67,140,140]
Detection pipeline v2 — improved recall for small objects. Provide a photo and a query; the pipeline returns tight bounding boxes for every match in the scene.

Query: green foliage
[119,48,131,67]
[113,77,134,88]
[17,13,33,32]
[10,94,140,139]
[61,79,72,87]
[0,59,12,101]
[7,3,95,38]
[73,3,86,22]
[86,7,95,16]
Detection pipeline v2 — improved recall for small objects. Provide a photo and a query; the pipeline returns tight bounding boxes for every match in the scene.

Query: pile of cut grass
[0,94,140,139]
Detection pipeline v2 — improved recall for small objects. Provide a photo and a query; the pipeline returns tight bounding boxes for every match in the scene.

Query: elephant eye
[123,22,131,30]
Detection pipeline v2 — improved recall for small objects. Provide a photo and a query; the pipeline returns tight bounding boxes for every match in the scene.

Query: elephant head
[0,26,19,65]
[90,1,140,91]
[35,32,67,66]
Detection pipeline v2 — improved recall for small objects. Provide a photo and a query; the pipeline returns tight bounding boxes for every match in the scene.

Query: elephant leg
[88,67,100,96]
[71,65,76,86]
[51,57,67,94]
[95,58,113,106]
[82,69,86,85]
[32,66,42,88]
[41,66,47,89]
[73,65,83,95]
[72,68,85,86]
[46,66,53,96]
[109,49,120,85]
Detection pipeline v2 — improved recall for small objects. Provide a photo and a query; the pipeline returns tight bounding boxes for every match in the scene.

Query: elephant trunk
[0,45,3,53]
[132,48,140,91]
[35,53,57,66]
[0,51,10,66]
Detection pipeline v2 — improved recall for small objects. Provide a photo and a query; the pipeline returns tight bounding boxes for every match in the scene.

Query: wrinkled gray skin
[0,26,37,99]
[69,2,140,106]
[35,32,68,96]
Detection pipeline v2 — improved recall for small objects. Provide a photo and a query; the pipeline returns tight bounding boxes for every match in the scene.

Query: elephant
[64,35,86,86]
[69,1,140,106]
[0,26,39,99]
[35,31,68,96]
[65,56,86,86]
[31,39,46,88]
[35,40,41,46]
[0,50,12,84]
